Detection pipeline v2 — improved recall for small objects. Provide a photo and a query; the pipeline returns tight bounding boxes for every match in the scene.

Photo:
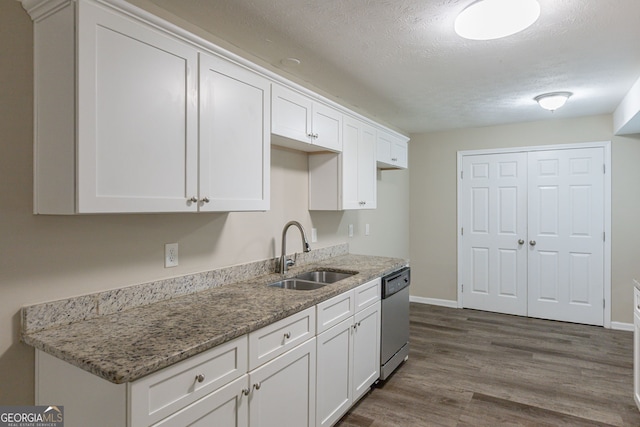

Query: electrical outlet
[348,224,354,238]
[311,228,318,243]
[365,224,370,236]
[165,243,178,268]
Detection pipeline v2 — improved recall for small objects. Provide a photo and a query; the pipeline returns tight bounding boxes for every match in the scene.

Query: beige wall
[0,1,409,405]
[409,115,640,324]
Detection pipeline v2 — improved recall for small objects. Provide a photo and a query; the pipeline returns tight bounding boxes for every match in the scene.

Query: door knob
[529,240,536,246]
[518,239,525,245]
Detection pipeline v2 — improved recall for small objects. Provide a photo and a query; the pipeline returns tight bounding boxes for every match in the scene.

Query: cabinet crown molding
[21,0,72,21]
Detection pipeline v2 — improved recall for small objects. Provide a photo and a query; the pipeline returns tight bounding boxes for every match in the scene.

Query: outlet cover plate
[165,243,178,268]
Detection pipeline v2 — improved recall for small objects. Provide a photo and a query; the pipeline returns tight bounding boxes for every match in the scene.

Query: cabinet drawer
[152,375,249,427]
[130,336,248,427]
[249,307,316,370]
[635,284,640,315]
[317,290,355,334]
[354,278,381,312]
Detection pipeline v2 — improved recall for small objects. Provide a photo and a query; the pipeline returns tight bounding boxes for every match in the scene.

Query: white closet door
[527,148,605,326]
[461,153,528,316]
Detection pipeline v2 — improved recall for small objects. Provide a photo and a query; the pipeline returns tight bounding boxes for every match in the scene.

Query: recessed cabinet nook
[23,0,408,215]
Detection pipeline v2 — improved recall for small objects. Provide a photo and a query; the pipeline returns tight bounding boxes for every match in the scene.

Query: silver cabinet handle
[529,240,537,246]
[518,239,525,245]
[188,196,198,203]
[313,133,319,139]
[195,374,205,383]
[253,382,261,390]
[391,157,398,162]
[201,197,210,203]
[241,388,250,396]
[284,331,291,339]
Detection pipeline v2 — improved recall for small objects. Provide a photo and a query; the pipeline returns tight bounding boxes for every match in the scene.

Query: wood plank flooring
[336,303,640,427]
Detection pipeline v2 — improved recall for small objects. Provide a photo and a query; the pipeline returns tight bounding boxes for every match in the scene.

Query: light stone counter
[21,251,406,384]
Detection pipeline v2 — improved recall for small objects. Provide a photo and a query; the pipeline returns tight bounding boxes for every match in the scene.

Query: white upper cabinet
[33,0,199,213]
[376,130,409,169]
[24,0,406,215]
[199,53,270,212]
[271,84,342,152]
[28,0,269,214]
[309,116,377,210]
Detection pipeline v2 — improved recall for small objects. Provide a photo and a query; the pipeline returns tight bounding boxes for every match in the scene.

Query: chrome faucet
[279,221,311,274]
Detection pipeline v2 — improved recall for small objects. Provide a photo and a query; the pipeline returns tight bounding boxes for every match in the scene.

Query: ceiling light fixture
[455,0,541,40]
[534,92,573,111]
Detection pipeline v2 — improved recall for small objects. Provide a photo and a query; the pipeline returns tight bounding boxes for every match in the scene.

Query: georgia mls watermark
[0,406,63,427]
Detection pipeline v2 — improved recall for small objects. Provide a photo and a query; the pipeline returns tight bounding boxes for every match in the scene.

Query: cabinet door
[376,131,408,169]
[357,122,377,209]
[391,140,408,169]
[151,375,249,427]
[271,84,312,143]
[352,302,381,402]
[316,318,353,427]
[77,1,198,213]
[249,338,316,427]
[376,132,393,165]
[341,117,361,210]
[312,103,342,152]
[199,53,270,211]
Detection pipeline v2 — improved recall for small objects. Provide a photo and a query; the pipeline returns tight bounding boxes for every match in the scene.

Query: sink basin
[293,270,356,284]
[268,279,327,291]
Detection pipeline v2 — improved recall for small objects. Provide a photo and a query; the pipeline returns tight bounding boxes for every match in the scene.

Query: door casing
[457,141,612,327]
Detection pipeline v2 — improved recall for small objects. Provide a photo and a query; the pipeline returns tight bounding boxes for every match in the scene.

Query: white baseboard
[611,321,634,332]
[410,296,459,308]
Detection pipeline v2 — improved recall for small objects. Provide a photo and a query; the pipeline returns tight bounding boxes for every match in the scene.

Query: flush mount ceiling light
[455,0,540,40]
[534,92,573,111]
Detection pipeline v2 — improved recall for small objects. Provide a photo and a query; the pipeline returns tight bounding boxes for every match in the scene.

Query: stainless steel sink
[293,270,356,284]
[268,279,327,290]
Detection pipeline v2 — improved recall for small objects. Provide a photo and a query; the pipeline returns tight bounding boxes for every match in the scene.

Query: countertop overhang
[22,254,406,384]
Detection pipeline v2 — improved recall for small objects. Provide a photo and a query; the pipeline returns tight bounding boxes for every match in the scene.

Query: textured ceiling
[144,0,640,134]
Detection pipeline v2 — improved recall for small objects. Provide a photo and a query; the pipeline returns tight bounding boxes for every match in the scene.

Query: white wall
[0,1,409,405]
[409,115,640,325]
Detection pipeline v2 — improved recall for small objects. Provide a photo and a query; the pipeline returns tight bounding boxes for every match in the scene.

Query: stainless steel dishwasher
[380,266,410,380]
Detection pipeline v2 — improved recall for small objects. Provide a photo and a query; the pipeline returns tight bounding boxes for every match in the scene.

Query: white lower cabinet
[248,338,316,427]
[352,302,381,402]
[34,280,382,427]
[316,317,353,427]
[152,375,249,427]
[315,279,381,426]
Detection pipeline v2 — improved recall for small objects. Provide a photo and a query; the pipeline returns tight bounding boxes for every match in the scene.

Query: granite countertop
[22,254,406,384]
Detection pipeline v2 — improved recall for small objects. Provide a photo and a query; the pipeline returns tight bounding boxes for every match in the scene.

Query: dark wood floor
[336,303,640,427]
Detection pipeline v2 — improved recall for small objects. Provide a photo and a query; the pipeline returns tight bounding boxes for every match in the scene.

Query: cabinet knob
[253,382,261,390]
[188,196,198,203]
[201,197,210,203]
[313,133,319,139]
[518,239,525,245]
[195,374,205,383]
[241,388,250,396]
[284,331,291,339]
[529,240,537,246]
[391,158,398,162]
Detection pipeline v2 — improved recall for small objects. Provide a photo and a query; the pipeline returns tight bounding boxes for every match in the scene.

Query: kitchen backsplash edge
[21,243,349,334]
